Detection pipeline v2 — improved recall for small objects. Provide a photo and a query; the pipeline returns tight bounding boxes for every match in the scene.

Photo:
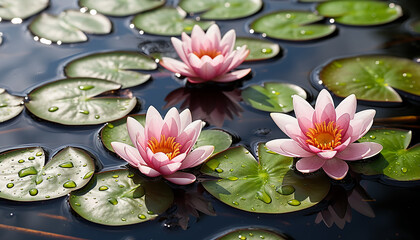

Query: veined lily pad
[0,88,24,123]
[25,78,137,125]
[0,0,49,21]
[316,1,403,26]
[241,82,307,112]
[0,147,95,201]
[179,0,262,20]
[201,144,330,213]
[250,11,336,41]
[132,7,214,36]
[235,37,280,61]
[217,228,286,240]
[65,51,157,89]
[69,169,174,226]
[28,10,112,43]
[350,129,420,181]
[316,55,420,103]
[79,0,165,17]
[100,114,232,155]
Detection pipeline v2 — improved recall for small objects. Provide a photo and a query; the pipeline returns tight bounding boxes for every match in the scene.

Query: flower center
[147,135,182,160]
[306,121,342,150]
[193,49,222,59]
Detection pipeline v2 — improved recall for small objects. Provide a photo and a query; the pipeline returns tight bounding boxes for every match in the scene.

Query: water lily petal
[160,57,196,77]
[111,142,140,166]
[159,162,182,175]
[296,156,326,173]
[162,107,181,137]
[191,25,206,54]
[336,113,350,137]
[171,37,190,65]
[127,117,144,148]
[220,29,235,55]
[125,144,146,165]
[164,172,196,185]
[322,158,349,180]
[293,95,314,130]
[151,152,170,169]
[336,142,382,160]
[212,68,251,82]
[336,94,356,120]
[138,165,161,177]
[180,145,214,169]
[349,109,375,141]
[270,112,299,135]
[317,150,337,159]
[266,139,314,157]
[205,24,221,50]
[179,108,192,131]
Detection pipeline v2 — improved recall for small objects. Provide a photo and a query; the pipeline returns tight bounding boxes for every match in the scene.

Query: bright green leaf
[0,0,49,21]
[79,0,165,17]
[0,88,24,123]
[235,37,281,61]
[218,228,286,240]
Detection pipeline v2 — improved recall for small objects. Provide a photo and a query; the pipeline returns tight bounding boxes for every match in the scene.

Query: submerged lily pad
[0,0,49,21]
[29,10,112,43]
[100,114,232,155]
[25,78,136,125]
[79,0,165,17]
[235,37,280,61]
[217,228,286,240]
[179,0,262,20]
[0,147,95,201]
[250,11,336,41]
[65,51,157,89]
[132,7,213,36]
[0,88,24,123]
[316,55,420,103]
[201,144,330,213]
[69,169,173,226]
[316,1,402,26]
[350,129,420,181]
[241,82,307,112]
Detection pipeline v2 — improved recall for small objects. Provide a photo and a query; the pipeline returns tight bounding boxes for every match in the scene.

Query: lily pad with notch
[201,143,330,213]
[0,88,24,123]
[350,129,420,181]
[241,82,307,112]
[28,10,112,43]
[65,51,157,89]
[0,146,95,201]
[69,169,174,226]
[25,78,137,125]
[132,7,214,36]
[179,0,263,20]
[250,11,336,41]
[0,0,49,21]
[79,0,165,17]
[235,37,280,61]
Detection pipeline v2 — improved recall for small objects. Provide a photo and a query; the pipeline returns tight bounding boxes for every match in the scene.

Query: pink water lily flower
[266,89,383,180]
[160,24,251,83]
[111,106,214,185]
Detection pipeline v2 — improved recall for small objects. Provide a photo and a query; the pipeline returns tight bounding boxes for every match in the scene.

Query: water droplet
[99,186,109,191]
[215,168,223,173]
[127,172,134,178]
[7,183,14,188]
[121,218,126,221]
[261,48,272,54]
[63,180,77,188]
[48,106,59,112]
[241,164,246,168]
[224,155,228,159]
[287,199,301,206]
[83,171,94,179]
[401,167,408,173]
[108,197,118,205]
[256,190,272,204]
[229,169,234,172]
[59,162,74,168]
[232,201,239,205]
[260,235,265,239]
[112,175,119,178]
[78,85,94,91]
[18,167,38,177]
[36,152,43,156]
[369,135,376,140]
[401,134,406,138]
[147,210,154,215]
[28,156,35,160]
[0,103,8,108]
[206,160,220,170]
[238,235,247,240]
[228,176,238,181]
[29,188,38,196]
[18,159,25,163]
[74,202,81,206]
[95,115,100,119]
[183,26,193,31]
[79,110,89,115]
[36,177,43,185]
[276,185,295,195]
[402,72,412,78]
[138,214,147,219]
[107,123,114,129]
[119,184,124,188]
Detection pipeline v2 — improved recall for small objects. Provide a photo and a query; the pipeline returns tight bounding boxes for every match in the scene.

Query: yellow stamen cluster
[194,49,222,59]
[147,135,181,160]
[306,121,342,150]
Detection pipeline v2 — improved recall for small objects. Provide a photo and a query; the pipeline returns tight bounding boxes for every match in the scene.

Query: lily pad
[350,129,420,181]
[79,0,165,17]
[408,19,420,34]
[217,228,286,240]
[132,7,214,36]
[201,144,330,213]
[235,37,280,61]
[241,82,307,112]
[100,114,232,155]
[25,78,137,125]
[316,1,403,26]
[250,11,336,41]
[0,0,49,21]
[28,10,112,43]
[179,0,262,20]
[0,88,24,123]
[65,51,157,89]
[316,55,420,103]
[69,169,174,226]
[0,147,95,201]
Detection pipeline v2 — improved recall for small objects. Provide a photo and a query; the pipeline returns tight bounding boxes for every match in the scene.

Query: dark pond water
[0,0,420,239]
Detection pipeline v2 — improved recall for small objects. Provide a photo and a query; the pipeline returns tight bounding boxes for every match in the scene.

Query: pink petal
[151,152,170,169]
[191,25,206,53]
[336,94,356,120]
[205,24,221,50]
[125,144,146,165]
[220,29,235,55]
[349,110,375,141]
[227,46,249,70]
[266,139,314,158]
[138,165,161,177]
[314,103,336,124]
[164,172,196,185]
[322,158,349,180]
[145,106,164,141]
[179,108,192,131]
[169,153,187,163]
[296,156,326,173]
[162,107,181,137]
[336,142,382,160]
[111,142,140,166]
[270,113,299,135]
[336,113,350,137]
[212,68,251,82]
[293,94,314,128]
[180,145,214,169]
[333,136,351,152]
[160,57,196,77]
[317,150,337,159]
[313,90,334,123]
[159,162,182,175]
[177,120,202,153]
[127,117,144,148]
[171,37,190,65]
[196,55,217,80]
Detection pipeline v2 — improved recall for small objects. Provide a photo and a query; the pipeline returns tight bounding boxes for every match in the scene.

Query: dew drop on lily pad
[7,183,14,188]
[83,171,94,179]
[256,190,272,204]
[29,188,39,196]
[99,186,109,191]
[138,214,146,219]
[287,199,301,206]
[276,185,295,195]
[18,159,25,163]
[18,167,38,177]
[63,180,77,188]
[48,106,59,112]
[78,85,95,90]
[28,156,35,160]
[228,176,238,181]
[59,162,74,168]
[79,110,89,115]
[108,197,118,205]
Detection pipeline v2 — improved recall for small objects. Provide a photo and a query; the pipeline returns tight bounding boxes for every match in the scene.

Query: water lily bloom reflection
[266,89,382,180]
[111,106,214,185]
[160,24,251,83]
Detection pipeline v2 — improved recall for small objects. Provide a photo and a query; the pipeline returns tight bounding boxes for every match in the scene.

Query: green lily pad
[316,1,403,26]
[100,114,232,155]
[350,129,420,181]
[0,147,95,201]
[179,0,262,20]
[241,82,307,112]
[132,7,214,36]
[0,88,24,123]
[408,19,420,34]
[235,37,280,61]
[217,228,286,240]
[28,10,112,43]
[317,55,420,103]
[64,51,157,89]
[69,169,174,226]
[0,0,49,21]
[250,11,336,41]
[201,144,330,213]
[79,0,165,17]
[25,78,137,125]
